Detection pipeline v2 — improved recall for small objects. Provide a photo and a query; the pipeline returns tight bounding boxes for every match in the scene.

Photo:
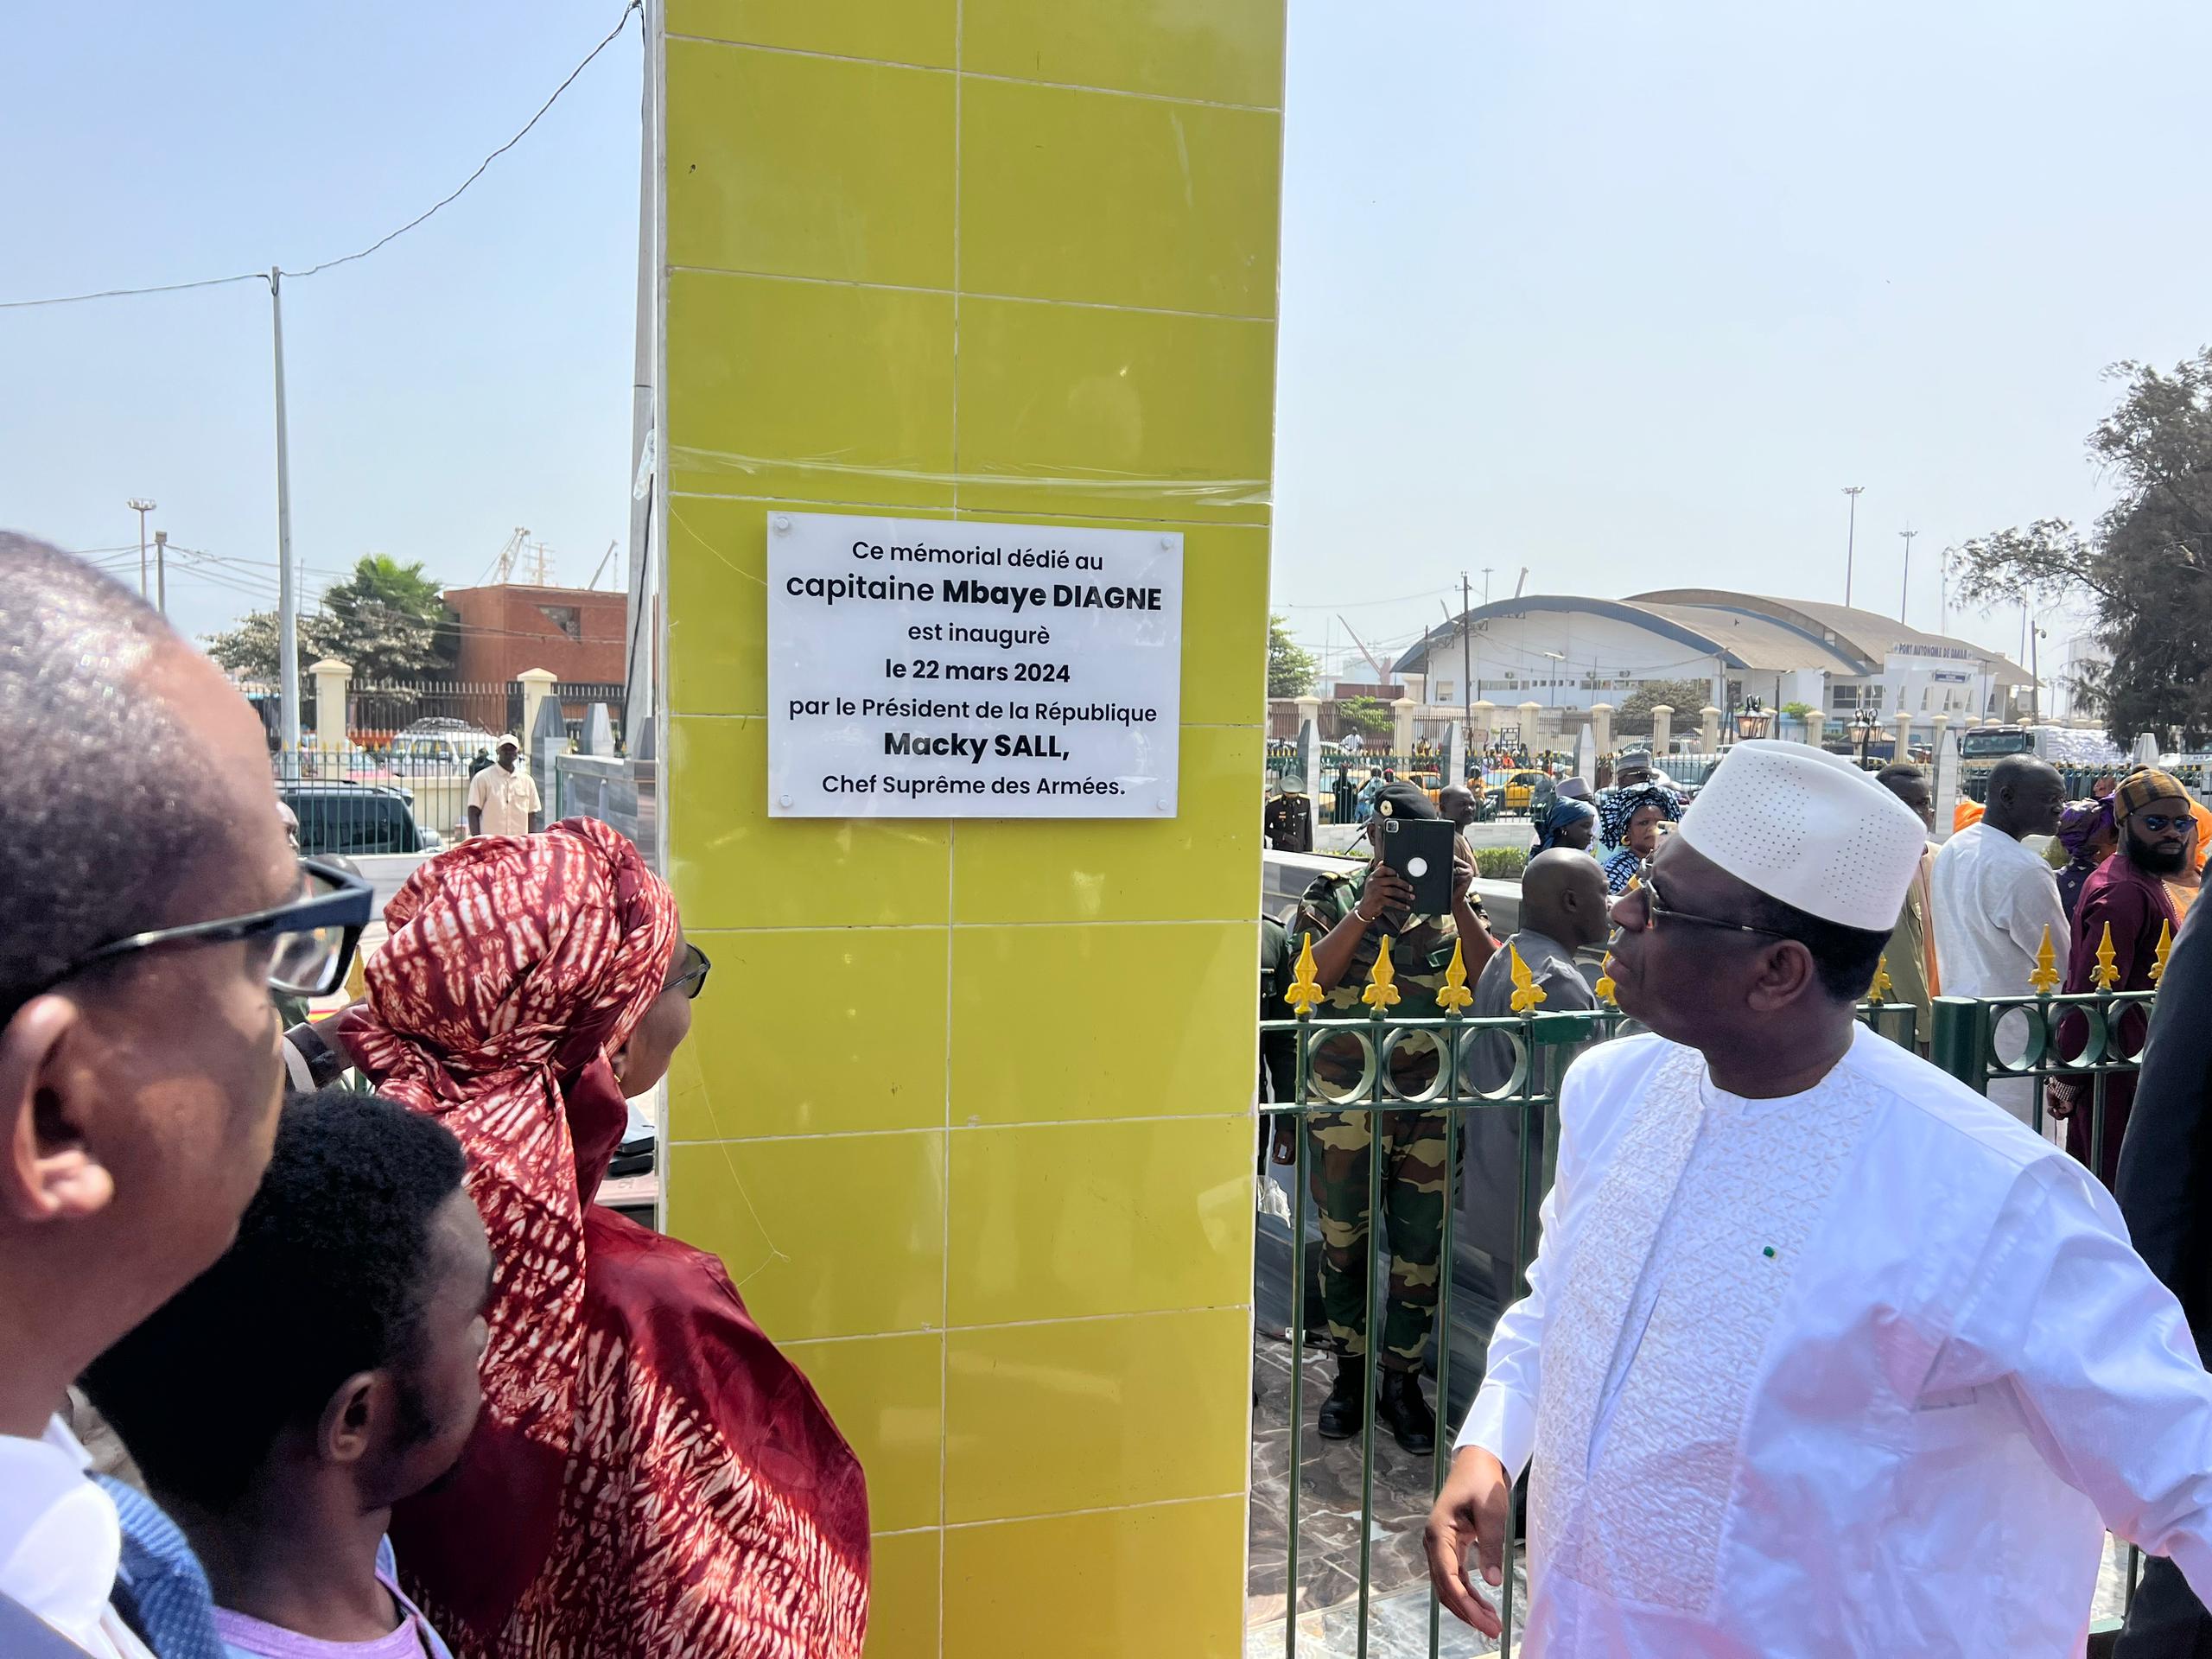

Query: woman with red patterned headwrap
[335,817,868,1658]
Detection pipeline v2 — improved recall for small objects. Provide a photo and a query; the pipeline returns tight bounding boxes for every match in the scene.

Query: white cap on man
[1675,740,1927,931]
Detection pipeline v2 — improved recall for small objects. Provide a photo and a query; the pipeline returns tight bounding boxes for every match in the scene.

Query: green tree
[1268,613,1320,698]
[1613,677,1713,736]
[1950,352,2212,747]
[206,554,457,683]
[1336,696,1395,738]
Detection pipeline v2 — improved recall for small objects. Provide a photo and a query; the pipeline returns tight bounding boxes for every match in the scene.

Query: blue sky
[5,1,2208,677]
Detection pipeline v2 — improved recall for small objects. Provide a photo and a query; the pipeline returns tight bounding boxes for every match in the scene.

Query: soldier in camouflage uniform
[1288,780,1496,1452]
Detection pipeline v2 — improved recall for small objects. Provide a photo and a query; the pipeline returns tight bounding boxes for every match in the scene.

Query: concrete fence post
[515,668,559,752]
[308,658,352,777]
[1391,696,1418,756]
[1516,701,1542,757]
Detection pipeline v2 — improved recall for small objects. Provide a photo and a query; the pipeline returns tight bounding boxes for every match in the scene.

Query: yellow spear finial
[1594,955,1618,1005]
[2153,918,2175,987]
[2092,920,2120,991]
[1282,931,1325,1018]
[1436,937,1474,1014]
[2029,924,2062,995]
[1363,932,1402,1011]
[1508,942,1548,1014]
[1867,956,1894,1003]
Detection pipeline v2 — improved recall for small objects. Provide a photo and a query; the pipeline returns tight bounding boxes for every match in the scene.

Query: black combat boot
[1378,1368,1436,1453]
[1317,1361,1364,1440]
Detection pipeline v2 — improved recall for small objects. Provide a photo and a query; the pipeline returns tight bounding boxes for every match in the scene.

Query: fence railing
[344,681,514,746]
[1253,928,2161,1656]
[1264,753,1728,826]
[270,744,501,855]
[1928,920,2172,1146]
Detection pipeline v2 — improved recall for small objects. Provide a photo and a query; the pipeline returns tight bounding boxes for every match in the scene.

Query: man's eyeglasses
[665,942,712,1001]
[28,859,374,1002]
[2133,813,2189,834]
[1612,865,1796,942]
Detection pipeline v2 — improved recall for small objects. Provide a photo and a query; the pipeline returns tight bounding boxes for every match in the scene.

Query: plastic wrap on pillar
[583,702,618,758]
[1932,726,1962,842]
[529,688,569,776]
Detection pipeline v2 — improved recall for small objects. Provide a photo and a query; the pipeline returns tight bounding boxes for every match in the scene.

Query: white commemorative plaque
[766,511,1183,817]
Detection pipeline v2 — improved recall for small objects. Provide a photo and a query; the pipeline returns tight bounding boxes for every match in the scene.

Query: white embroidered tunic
[1458,1027,2212,1656]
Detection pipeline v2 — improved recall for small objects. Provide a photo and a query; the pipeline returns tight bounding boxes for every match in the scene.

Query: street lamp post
[1842,486,1866,607]
[1734,696,1773,744]
[1850,706,1880,770]
[1898,526,1918,623]
[126,497,157,599]
[1541,650,1566,709]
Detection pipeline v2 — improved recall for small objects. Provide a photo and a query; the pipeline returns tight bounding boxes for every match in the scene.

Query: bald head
[1521,848,1609,952]
[0,534,282,1009]
[1984,755,2066,842]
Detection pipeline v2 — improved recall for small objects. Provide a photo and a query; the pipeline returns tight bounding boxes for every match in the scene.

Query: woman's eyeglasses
[665,943,712,1000]
[26,859,374,1002]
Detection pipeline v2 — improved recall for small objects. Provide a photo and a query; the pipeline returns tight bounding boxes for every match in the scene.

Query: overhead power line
[0,0,641,312]
[0,271,264,312]
[286,0,641,280]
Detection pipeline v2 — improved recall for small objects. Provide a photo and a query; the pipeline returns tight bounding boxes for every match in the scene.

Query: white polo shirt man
[466,739,541,838]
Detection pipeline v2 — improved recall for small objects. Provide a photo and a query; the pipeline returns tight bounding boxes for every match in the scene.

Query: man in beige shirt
[466,737,542,838]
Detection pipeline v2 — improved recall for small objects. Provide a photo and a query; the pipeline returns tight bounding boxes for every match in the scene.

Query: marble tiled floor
[1246,1325,2145,1657]
[1246,1330,1528,1656]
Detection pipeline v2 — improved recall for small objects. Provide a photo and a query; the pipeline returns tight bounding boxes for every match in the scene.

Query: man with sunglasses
[0,537,372,1656]
[2051,769,2191,1187]
[1425,740,2212,1656]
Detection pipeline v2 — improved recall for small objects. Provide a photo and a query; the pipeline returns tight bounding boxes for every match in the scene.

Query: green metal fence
[1255,927,2161,1656]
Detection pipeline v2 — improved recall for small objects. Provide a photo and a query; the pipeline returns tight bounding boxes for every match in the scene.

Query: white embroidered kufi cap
[1674,740,1926,931]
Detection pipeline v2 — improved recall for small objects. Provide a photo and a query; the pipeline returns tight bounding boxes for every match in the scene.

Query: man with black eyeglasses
[0,536,372,1657]
[1425,740,2212,1656]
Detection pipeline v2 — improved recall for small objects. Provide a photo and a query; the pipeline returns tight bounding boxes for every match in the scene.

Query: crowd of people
[0,537,868,1659]
[1261,715,2212,1653]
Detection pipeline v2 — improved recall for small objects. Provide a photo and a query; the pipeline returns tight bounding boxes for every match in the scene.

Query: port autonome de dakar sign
[766,511,1183,818]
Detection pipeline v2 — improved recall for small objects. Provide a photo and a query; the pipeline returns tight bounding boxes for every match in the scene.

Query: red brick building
[442,583,626,685]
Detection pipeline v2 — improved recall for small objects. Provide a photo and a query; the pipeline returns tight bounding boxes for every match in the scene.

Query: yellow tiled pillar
[656,4,1286,1654]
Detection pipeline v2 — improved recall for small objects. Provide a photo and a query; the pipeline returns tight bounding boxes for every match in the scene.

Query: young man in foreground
[84,1090,491,1659]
